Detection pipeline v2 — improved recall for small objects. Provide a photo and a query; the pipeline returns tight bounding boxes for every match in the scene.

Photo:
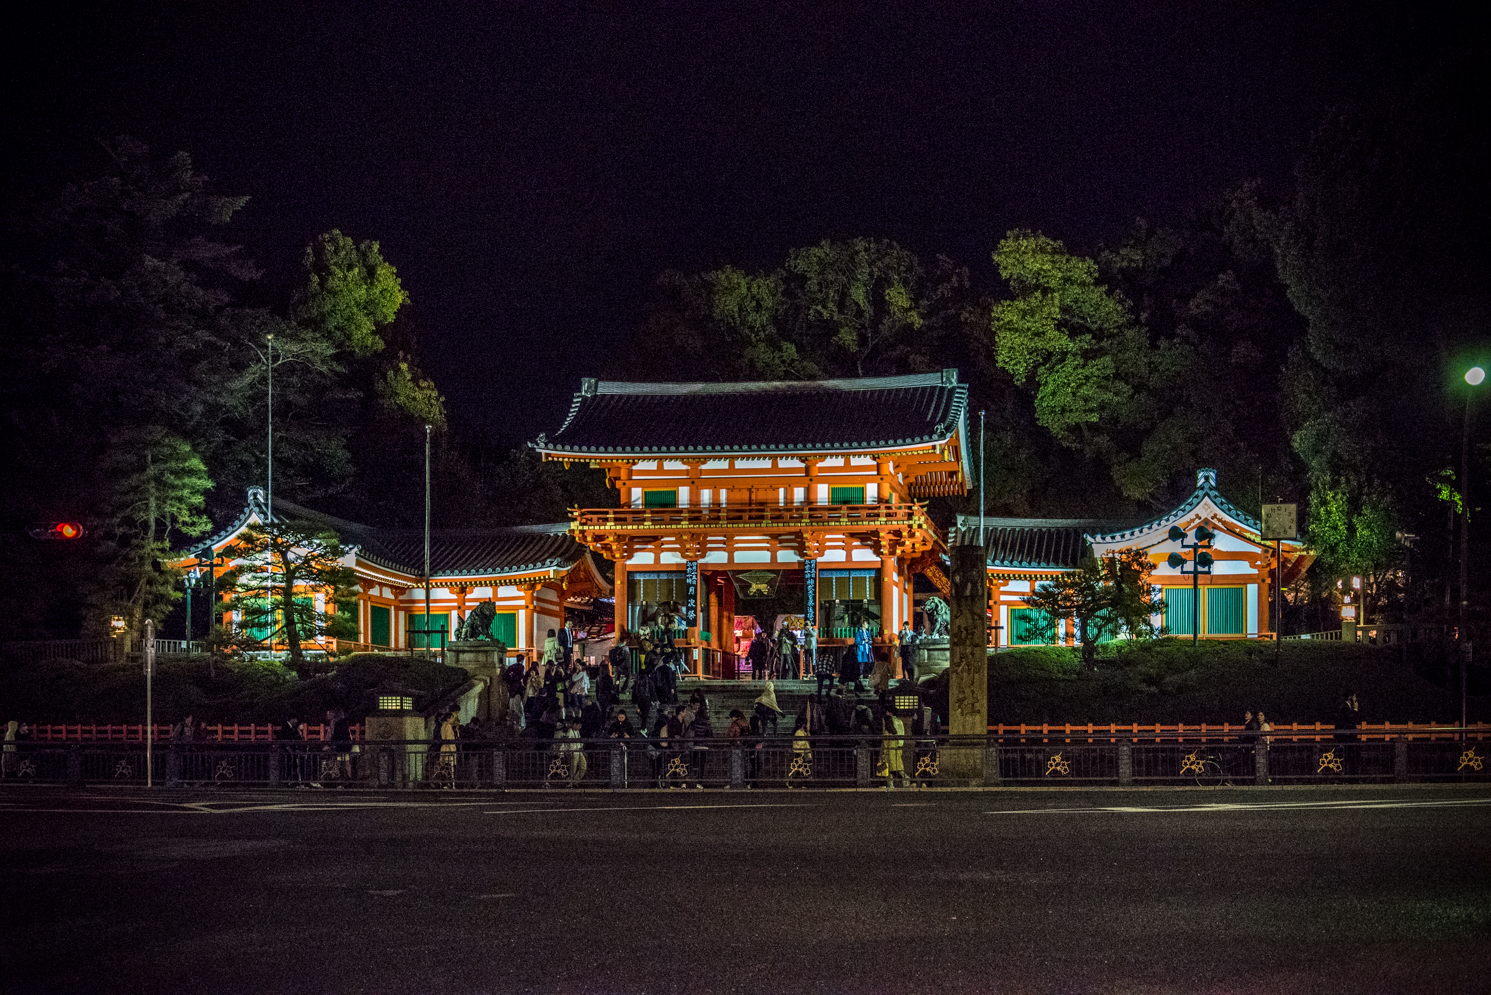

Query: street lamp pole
[266,333,274,518]
[424,423,432,657]
[1460,366,1484,731]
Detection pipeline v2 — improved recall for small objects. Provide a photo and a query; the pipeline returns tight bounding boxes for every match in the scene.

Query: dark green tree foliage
[1021,549,1161,670]
[225,522,359,674]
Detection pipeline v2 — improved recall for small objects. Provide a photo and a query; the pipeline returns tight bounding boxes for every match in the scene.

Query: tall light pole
[979,409,986,547]
[1168,525,1215,643]
[424,423,432,657]
[1460,365,1484,730]
[265,333,274,518]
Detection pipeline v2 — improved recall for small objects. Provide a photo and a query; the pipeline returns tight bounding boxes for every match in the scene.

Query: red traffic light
[29,521,86,540]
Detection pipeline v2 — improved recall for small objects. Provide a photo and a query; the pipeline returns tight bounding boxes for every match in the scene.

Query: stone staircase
[674,678,883,734]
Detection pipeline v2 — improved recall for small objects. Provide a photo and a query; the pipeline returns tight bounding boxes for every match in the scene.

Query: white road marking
[475,893,516,899]
[483,803,809,815]
[987,797,1491,815]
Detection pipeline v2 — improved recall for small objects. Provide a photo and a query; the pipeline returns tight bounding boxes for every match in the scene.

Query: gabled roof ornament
[1197,468,1217,489]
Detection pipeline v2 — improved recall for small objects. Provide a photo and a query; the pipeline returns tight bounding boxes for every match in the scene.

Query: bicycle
[1180,748,1235,787]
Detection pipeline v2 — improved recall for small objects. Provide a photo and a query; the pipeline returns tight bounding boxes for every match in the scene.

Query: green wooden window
[1163,587,1196,636]
[242,599,272,642]
[1206,586,1245,635]
[830,486,865,505]
[369,605,391,646]
[1009,607,1052,645]
[491,611,517,647]
[293,596,318,639]
[408,612,448,649]
[643,489,677,508]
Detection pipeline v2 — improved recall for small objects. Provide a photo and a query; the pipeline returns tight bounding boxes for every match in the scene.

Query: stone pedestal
[364,711,428,786]
[915,637,950,679]
[946,543,990,781]
[446,640,506,722]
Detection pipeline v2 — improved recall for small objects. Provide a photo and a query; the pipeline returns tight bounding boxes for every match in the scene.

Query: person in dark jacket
[580,696,604,740]
[328,708,353,785]
[748,630,770,682]
[607,710,637,739]
[632,661,656,732]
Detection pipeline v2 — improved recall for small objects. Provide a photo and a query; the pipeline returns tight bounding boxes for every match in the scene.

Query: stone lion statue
[922,597,951,638]
[455,601,497,641]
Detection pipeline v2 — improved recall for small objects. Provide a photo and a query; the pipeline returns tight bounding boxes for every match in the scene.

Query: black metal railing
[2,733,1486,789]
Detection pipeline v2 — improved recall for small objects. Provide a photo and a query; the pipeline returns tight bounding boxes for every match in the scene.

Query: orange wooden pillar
[879,555,896,646]
[613,558,628,641]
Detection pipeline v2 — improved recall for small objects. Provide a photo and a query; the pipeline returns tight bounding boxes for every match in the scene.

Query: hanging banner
[683,560,698,626]
[803,558,817,626]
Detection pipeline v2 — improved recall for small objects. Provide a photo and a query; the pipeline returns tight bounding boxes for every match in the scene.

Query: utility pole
[424,423,432,657]
[979,410,986,547]
[1167,525,1215,642]
[144,617,155,788]
[1461,366,1484,732]
[266,333,274,518]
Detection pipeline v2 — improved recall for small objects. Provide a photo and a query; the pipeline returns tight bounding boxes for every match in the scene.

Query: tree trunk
[281,550,302,668]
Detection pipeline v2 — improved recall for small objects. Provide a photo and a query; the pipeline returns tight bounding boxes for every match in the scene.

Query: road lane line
[483,803,810,814]
[987,797,1491,815]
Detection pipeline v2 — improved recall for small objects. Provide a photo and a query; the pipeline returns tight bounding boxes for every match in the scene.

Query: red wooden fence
[27,722,364,743]
[985,721,1489,743]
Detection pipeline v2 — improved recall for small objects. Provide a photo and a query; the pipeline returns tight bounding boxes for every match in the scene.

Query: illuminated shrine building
[182,488,611,656]
[983,469,1312,646]
[531,372,972,665]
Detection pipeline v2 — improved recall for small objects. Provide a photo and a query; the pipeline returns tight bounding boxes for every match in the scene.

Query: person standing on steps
[853,622,872,692]
[775,623,798,681]
[632,660,656,733]
[753,680,783,737]
[897,620,918,684]
[804,624,818,680]
[748,629,770,682]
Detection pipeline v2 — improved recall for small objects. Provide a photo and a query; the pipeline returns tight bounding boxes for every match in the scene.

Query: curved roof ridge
[593,371,955,395]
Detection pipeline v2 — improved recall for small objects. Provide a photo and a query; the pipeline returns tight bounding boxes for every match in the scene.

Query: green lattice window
[830,486,865,505]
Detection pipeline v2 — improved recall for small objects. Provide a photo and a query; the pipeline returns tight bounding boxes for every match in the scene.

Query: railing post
[1118,740,1132,786]
[267,745,282,787]
[730,746,744,790]
[492,748,506,789]
[984,742,1002,786]
[1393,736,1408,782]
[610,746,626,789]
[1255,741,1269,786]
[856,744,871,786]
[67,744,83,786]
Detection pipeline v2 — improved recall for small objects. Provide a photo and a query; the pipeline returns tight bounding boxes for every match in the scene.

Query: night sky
[3,3,1462,448]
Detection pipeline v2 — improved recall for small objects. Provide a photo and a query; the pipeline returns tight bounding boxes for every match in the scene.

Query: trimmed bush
[0,652,468,725]
[985,639,1489,726]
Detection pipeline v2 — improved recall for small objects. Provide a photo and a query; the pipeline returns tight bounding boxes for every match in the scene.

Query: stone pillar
[947,543,989,780]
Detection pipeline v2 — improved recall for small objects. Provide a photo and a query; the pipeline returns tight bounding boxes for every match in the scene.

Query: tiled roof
[1087,468,1261,543]
[370,527,582,578]
[194,491,587,580]
[981,517,1133,570]
[531,370,968,457]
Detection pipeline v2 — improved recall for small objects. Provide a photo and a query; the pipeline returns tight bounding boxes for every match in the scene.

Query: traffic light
[28,522,86,540]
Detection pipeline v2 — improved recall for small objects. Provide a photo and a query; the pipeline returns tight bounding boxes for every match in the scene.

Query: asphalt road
[3,785,1489,995]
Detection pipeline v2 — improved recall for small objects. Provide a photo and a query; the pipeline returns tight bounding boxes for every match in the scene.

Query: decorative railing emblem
[1458,748,1484,772]
[1316,749,1343,774]
[113,760,134,779]
[1045,753,1071,776]
[914,752,939,777]
[1180,750,1205,776]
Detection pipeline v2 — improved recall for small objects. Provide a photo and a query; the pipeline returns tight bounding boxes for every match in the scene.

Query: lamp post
[1460,366,1484,731]
[1167,525,1215,643]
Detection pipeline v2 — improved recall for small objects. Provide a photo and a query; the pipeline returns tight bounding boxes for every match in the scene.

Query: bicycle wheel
[1194,759,1225,787]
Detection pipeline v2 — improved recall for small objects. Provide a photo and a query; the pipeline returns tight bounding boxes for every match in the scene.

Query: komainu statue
[456,601,497,641]
[922,596,951,637]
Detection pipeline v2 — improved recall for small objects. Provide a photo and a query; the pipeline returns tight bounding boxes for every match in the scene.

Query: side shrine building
[982,469,1313,646]
[180,488,611,657]
[530,371,972,673]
